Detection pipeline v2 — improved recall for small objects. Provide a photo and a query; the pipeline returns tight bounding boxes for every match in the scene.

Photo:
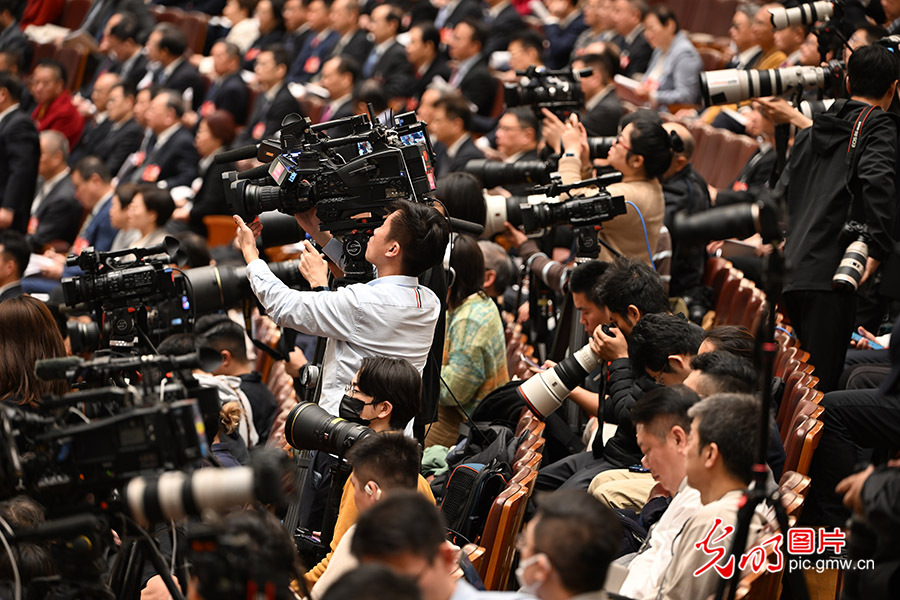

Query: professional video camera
[700,61,845,106]
[222,110,436,280]
[480,172,626,237]
[504,65,593,119]
[61,237,191,352]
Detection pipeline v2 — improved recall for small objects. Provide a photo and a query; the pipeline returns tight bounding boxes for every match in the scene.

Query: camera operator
[302,357,436,590]
[775,44,899,394]
[235,200,448,417]
[535,257,668,492]
[311,433,423,598]
[659,123,710,315]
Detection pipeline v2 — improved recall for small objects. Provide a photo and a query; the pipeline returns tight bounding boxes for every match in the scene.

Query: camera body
[504,66,592,120]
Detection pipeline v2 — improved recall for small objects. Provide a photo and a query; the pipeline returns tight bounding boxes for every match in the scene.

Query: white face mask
[515,553,546,596]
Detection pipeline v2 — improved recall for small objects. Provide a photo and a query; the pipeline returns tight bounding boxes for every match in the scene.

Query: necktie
[362,48,380,79]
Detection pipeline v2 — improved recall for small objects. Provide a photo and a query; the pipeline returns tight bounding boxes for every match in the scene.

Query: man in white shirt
[618,385,702,600]
[233,199,449,416]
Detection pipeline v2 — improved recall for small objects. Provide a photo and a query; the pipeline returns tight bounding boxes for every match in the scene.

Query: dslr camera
[504,65,592,120]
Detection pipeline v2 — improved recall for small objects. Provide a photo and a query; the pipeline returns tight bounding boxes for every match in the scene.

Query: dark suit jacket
[0,21,31,69]
[93,118,144,175]
[237,83,303,145]
[203,71,250,125]
[411,58,451,101]
[614,30,653,77]
[289,30,339,83]
[581,88,626,137]
[29,175,83,251]
[484,4,525,55]
[0,108,40,233]
[327,29,373,65]
[70,117,114,166]
[370,41,414,100]
[435,136,484,178]
[459,57,498,117]
[544,12,588,70]
[438,0,483,30]
[0,282,23,302]
[242,28,286,69]
[156,59,207,111]
[118,52,149,89]
[80,194,118,253]
[125,126,200,189]
[189,160,233,236]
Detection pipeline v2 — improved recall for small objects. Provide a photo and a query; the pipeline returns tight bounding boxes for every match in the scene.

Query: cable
[0,516,21,600]
[624,199,656,271]
[439,375,487,440]
[170,521,177,575]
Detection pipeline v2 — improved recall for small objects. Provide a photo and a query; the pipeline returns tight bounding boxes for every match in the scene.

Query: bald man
[660,122,710,313]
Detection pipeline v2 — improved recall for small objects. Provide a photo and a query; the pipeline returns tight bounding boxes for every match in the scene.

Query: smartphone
[852,332,884,350]
[601,323,617,337]
[628,464,650,473]
[520,353,545,371]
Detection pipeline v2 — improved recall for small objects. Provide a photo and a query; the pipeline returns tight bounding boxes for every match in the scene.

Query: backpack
[430,423,518,501]
[440,460,510,546]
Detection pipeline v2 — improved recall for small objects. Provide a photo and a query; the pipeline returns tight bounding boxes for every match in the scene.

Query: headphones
[365,482,383,501]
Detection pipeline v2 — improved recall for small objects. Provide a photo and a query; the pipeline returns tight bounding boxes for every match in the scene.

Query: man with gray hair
[656,393,773,600]
[29,130,82,252]
[478,240,516,302]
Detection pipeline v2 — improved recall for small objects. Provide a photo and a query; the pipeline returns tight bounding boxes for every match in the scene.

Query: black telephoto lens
[284,402,373,455]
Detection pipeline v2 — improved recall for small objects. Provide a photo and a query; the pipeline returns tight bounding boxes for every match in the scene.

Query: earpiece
[365,482,382,501]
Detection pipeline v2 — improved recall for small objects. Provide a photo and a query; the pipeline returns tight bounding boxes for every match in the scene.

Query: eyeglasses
[344,382,364,398]
[615,133,633,152]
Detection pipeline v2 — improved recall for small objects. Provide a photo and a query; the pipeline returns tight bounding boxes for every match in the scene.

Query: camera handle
[713,247,809,600]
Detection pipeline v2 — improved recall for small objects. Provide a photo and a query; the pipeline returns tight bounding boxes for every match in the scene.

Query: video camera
[700,61,845,106]
[222,110,437,280]
[61,237,191,352]
[504,65,593,120]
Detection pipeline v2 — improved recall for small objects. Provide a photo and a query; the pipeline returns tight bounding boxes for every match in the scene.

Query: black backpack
[439,459,510,546]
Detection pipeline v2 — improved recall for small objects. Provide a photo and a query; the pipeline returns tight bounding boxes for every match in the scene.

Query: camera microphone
[215,144,260,164]
[448,217,484,236]
[34,356,85,381]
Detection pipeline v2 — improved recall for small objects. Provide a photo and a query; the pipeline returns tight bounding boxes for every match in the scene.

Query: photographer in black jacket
[776,44,899,393]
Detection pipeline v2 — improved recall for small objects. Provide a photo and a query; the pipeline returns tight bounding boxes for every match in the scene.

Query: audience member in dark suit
[236,45,303,146]
[327,0,372,65]
[0,1,31,71]
[543,0,588,69]
[611,0,652,76]
[287,0,338,82]
[200,41,251,125]
[78,0,155,44]
[106,13,149,88]
[282,0,312,55]
[30,59,85,150]
[433,0,483,35]
[360,4,414,100]
[0,229,28,302]
[171,110,237,237]
[448,19,498,119]
[29,131,83,252]
[575,49,625,137]
[71,157,119,255]
[318,56,359,124]
[146,24,207,111]
[483,0,526,55]
[406,23,450,105]
[495,107,542,195]
[120,89,199,189]
[69,72,120,166]
[711,106,776,207]
[242,0,286,68]
[85,81,144,174]
[431,94,485,177]
[0,73,40,234]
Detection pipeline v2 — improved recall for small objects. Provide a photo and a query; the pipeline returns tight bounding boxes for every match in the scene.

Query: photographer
[234,199,449,417]
[776,44,899,393]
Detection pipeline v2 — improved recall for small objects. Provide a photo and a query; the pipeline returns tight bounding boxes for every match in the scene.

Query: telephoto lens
[833,238,869,292]
[517,344,601,419]
[284,402,373,455]
[768,0,833,29]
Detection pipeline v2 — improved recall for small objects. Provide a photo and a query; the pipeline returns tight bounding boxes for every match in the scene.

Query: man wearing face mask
[516,489,621,599]
[301,356,435,590]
